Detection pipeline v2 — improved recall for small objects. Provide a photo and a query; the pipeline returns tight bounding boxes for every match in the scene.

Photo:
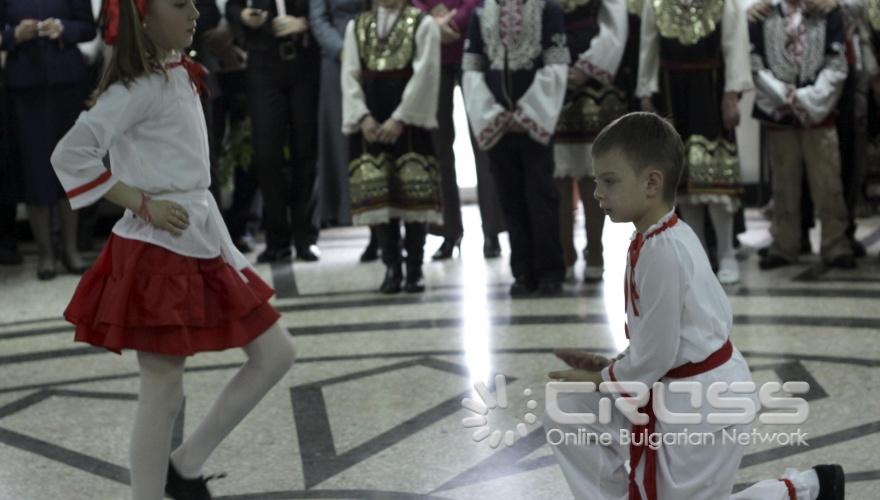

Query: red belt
[626,339,734,500]
[362,68,414,80]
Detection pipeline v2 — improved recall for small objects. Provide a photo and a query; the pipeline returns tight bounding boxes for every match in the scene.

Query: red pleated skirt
[65,234,281,356]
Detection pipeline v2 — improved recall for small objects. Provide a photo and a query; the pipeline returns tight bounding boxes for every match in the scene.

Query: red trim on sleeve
[780,478,797,500]
[66,170,112,199]
[608,362,617,382]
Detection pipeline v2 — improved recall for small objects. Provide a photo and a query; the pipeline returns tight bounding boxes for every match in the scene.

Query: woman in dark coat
[0,0,96,279]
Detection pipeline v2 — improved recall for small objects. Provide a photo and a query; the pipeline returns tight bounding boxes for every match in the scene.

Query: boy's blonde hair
[592,112,685,202]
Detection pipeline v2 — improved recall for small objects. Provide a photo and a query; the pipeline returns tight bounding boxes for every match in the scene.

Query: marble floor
[0,206,879,500]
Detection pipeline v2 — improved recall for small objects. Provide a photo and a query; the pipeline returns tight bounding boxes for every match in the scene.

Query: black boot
[380,262,403,293]
[165,462,225,500]
[404,263,425,293]
[360,229,379,262]
[432,236,461,260]
[483,235,501,258]
[814,464,845,500]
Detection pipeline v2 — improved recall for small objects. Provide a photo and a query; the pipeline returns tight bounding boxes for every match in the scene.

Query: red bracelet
[137,192,152,224]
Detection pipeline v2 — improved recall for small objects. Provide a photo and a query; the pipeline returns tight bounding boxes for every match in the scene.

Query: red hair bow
[101,0,149,44]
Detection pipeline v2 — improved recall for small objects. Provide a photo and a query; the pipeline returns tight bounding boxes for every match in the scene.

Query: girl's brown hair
[90,0,162,105]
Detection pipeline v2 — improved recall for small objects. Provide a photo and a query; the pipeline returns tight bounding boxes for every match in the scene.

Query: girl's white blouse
[51,54,250,271]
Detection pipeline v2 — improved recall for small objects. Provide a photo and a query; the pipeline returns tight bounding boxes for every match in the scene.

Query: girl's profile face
[144,0,200,53]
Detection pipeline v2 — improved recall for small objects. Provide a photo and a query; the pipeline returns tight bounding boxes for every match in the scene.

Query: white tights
[130,322,295,500]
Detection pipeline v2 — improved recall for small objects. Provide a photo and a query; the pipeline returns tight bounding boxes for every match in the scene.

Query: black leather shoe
[534,281,563,296]
[256,246,292,264]
[360,239,379,262]
[827,254,856,269]
[60,252,89,275]
[379,263,403,294]
[37,267,57,281]
[851,239,866,258]
[404,265,425,293]
[296,244,321,262]
[432,237,461,260]
[483,236,501,258]
[758,254,793,270]
[813,464,845,500]
[165,462,226,500]
[509,277,537,297]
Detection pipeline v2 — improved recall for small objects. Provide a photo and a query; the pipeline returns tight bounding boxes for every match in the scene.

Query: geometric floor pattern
[1,206,879,499]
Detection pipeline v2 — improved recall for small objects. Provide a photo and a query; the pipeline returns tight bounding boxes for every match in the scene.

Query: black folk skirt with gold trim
[348,126,443,226]
[657,54,742,210]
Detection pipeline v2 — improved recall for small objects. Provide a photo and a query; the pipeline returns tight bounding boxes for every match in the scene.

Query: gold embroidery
[355,6,423,71]
[556,85,627,140]
[867,0,880,32]
[349,152,393,210]
[684,135,740,190]
[653,0,724,46]
[627,0,643,16]
[394,152,441,208]
[558,0,593,13]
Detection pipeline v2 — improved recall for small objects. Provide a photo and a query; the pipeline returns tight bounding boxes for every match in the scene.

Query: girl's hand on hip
[148,200,190,236]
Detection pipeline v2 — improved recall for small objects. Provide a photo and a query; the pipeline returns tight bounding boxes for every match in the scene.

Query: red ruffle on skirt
[65,234,280,356]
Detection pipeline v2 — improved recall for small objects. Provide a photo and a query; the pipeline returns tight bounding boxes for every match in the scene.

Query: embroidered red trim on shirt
[165,57,209,96]
[624,213,678,320]
[513,109,551,144]
[780,478,797,500]
[477,111,512,150]
[66,170,112,199]
[574,58,612,85]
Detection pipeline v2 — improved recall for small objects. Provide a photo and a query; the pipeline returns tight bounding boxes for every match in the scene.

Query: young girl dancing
[51,1,296,498]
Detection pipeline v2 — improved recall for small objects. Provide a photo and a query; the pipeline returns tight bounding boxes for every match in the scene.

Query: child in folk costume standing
[638,0,753,284]
[462,0,570,295]
[52,1,296,498]
[341,0,443,293]
[553,0,628,282]
[545,113,845,500]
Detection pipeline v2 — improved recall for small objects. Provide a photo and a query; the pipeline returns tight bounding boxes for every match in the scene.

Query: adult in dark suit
[227,0,322,263]
[0,0,96,279]
[309,0,373,258]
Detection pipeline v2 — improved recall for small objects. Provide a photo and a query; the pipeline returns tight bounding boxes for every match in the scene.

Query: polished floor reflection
[0,206,879,499]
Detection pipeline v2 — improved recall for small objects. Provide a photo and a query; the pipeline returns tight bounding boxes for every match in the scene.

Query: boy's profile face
[591,149,653,224]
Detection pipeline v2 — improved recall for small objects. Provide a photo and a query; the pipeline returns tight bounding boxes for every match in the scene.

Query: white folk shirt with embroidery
[637,0,754,97]
[600,210,757,433]
[51,52,250,271]
[340,9,441,134]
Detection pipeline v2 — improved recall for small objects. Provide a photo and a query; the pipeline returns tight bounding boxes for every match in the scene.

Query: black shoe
[60,252,89,275]
[233,238,254,254]
[534,281,563,296]
[380,263,403,293]
[360,239,379,263]
[510,277,537,297]
[432,237,461,260]
[0,245,22,266]
[813,464,845,500]
[759,244,810,258]
[483,236,501,259]
[827,254,856,269]
[759,255,793,270]
[165,462,225,500]
[404,265,425,293]
[296,244,321,262]
[257,246,292,264]
[852,239,866,258]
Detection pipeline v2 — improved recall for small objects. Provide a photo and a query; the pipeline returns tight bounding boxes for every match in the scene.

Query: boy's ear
[644,168,664,198]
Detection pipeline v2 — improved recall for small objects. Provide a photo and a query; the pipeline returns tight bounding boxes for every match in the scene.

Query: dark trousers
[377,219,426,269]
[429,65,505,240]
[246,54,320,249]
[487,135,564,283]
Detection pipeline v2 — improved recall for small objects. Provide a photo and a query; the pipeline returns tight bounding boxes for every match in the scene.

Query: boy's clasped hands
[548,349,613,384]
[14,18,63,43]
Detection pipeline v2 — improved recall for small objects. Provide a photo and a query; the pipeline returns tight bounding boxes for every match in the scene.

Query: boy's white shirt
[461,0,570,149]
[601,209,757,433]
[340,9,441,134]
[51,53,250,271]
[637,0,755,97]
